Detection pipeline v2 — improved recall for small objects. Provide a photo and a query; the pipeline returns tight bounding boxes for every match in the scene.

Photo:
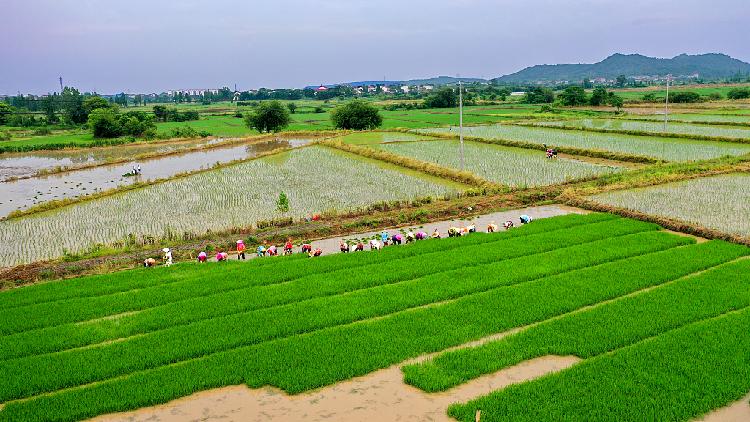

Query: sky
[1,0,749,95]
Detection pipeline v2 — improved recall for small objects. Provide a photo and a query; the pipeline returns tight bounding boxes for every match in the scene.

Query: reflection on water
[0,138,312,217]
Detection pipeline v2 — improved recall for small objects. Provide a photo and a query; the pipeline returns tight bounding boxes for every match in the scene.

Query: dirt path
[91,327,580,422]
[214,204,583,261]
[697,393,750,422]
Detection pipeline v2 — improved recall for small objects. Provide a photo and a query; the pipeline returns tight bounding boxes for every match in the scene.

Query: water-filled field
[0,138,312,217]
[1,214,748,422]
[589,173,750,237]
[375,139,621,187]
[419,124,750,161]
[0,146,460,266]
[536,118,750,140]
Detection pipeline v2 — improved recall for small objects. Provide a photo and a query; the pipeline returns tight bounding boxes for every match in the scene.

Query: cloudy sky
[1,0,748,94]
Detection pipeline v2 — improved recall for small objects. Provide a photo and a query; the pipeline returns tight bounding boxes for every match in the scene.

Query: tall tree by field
[41,95,58,124]
[330,100,383,130]
[153,105,168,122]
[88,108,121,138]
[589,87,609,106]
[61,87,87,124]
[287,103,297,114]
[423,87,457,108]
[608,94,624,111]
[245,101,291,133]
[0,103,13,125]
[524,87,555,103]
[559,86,588,106]
[82,96,111,115]
[616,74,627,87]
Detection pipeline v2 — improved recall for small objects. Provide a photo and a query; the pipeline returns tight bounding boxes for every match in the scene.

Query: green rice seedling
[1,239,743,422]
[418,124,750,161]
[591,173,750,237]
[447,305,750,422]
[535,118,750,142]
[403,258,750,392]
[376,140,621,186]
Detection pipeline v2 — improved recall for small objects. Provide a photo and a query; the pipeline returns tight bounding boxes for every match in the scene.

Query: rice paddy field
[626,112,750,125]
[589,173,750,238]
[419,124,750,161]
[0,213,749,422]
[0,146,462,266]
[535,118,750,140]
[374,139,622,187]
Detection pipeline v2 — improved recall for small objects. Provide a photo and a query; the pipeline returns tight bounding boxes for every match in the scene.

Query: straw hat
[162,248,170,253]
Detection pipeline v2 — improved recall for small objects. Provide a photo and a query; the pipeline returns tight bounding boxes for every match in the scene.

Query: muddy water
[0,138,227,181]
[0,138,312,217]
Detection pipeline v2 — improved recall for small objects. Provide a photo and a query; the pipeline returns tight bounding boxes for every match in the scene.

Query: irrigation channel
[0,137,313,218]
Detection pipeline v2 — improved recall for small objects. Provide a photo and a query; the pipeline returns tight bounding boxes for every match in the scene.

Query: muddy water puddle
[0,138,312,217]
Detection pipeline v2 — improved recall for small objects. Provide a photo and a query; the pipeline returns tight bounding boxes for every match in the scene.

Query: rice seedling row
[590,173,750,237]
[403,258,750,392]
[0,218,654,360]
[447,304,750,422]
[0,213,614,310]
[375,139,621,187]
[534,118,750,141]
[1,234,742,422]
[0,228,681,402]
[0,146,460,266]
[418,124,750,161]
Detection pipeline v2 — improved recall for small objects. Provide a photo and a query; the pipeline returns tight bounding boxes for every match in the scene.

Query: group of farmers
[144,214,533,267]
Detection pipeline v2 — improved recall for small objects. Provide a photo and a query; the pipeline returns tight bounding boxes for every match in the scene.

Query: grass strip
[0,215,620,335]
[403,258,750,391]
[0,213,614,311]
[0,230,687,402]
[0,217,643,359]
[447,305,750,422]
[0,240,743,422]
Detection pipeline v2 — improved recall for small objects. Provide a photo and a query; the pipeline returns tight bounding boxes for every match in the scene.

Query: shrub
[330,100,383,130]
[727,88,750,100]
[668,91,702,103]
[244,101,291,133]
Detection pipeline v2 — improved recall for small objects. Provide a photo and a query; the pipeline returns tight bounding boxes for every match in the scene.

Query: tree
[669,91,701,103]
[616,75,627,87]
[82,96,111,115]
[330,100,382,130]
[60,87,87,124]
[582,78,593,89]
[524,87,555,104]
[287,103,297,114]
[608,94,624,111]
[88,108,122,138]
[423,87,457,108]
[244,100,290,132]
[558,86,588,106]
[589,87,609,106]
[276,192,290,213]
[41,95,58,124]
[153,105,168,122]
[727,88,750,100]
[0,103,14,125]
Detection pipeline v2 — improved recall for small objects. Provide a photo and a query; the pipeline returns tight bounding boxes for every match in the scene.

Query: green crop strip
[0,215,624,336]
[447,304,750,422]
[0,239,743,422]
[0,229,683,402]
[0,212,616,311]
[0,216,643,360]
[403,258,750,392]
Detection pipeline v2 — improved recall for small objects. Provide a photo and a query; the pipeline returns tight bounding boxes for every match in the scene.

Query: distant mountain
[306,76,486,89]
[493,53,750,83]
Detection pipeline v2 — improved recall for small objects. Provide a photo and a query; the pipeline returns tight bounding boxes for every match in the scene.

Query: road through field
[212,204,583,261]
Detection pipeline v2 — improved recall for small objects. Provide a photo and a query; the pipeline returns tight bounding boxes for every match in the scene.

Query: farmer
[143,257,156,267]
[162,248,173,267]
[216,251,228,261]
[256,244,266,257]
[380,231,389,246]
[405,231,415,243]
[340,240,349,253]
[267,245,278,256]
[520,214,533,224]
[236,240,246,260]
[447,227,459,237]
[392,233,403,245]
[369,239,382,250]
[503,220,514,230]
[355,241,364,251]
[487,221,498,233]
[301,243,312,254]
[136,165,142,174]
[197,251,207,263]
[416,231,427,240]
[467,223,476,233]
[284,240,294,255]
[310,247,322,257]
[431,228,441,239]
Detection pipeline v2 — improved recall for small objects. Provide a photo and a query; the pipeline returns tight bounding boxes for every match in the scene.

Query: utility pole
[459,80,464,171]
[58,76,63,93]
[663,74,671,132]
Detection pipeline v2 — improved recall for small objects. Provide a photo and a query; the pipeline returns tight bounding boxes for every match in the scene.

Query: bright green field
[612,84,750,100]
[0,213,748,422]
[536,118,750,140]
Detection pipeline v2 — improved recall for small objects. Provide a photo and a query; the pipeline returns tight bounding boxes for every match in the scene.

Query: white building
[400,85,410,94]
[509,91,526,96]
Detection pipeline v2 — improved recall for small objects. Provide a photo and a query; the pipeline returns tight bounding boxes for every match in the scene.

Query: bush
[524,87,555,104]
[727,88,750,100]
[558,86,588,106]
[88,108,122,138]
[0,130,10,141]
[32,127,52,136]
[423,87,457,108]
[330,100,383,130]
[314,106,325,113]
[668,91,701,103]
[88,108,156,138]
[707,92,723,101]
[244,101,291,133]
[0,102,13,125]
